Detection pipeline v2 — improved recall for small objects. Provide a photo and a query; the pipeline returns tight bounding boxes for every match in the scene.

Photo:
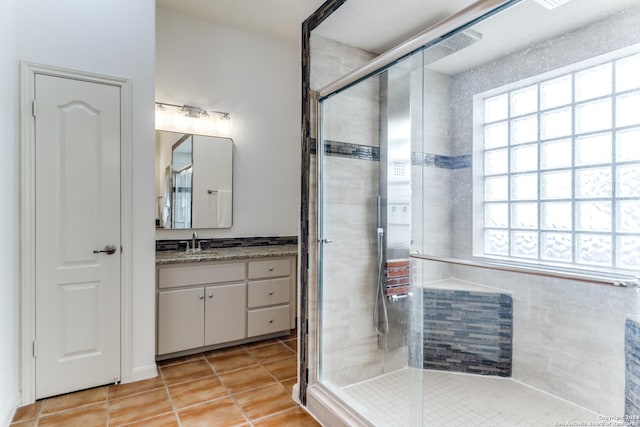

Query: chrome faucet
[192,232,198,252]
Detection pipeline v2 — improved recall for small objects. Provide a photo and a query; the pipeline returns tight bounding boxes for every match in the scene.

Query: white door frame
[19,62,134,404]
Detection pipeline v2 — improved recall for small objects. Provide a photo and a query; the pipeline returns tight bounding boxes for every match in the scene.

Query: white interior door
[34,74,121,399]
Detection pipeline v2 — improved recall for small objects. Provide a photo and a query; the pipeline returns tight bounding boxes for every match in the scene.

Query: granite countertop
[156,244,298,265]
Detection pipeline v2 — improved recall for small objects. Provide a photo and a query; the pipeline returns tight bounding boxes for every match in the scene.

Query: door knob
[93,244,117,255]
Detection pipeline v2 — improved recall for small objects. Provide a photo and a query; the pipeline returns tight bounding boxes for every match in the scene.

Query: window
[475,49,640,271]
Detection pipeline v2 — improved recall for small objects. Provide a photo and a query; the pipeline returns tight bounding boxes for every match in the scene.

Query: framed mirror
[155,130,233,229]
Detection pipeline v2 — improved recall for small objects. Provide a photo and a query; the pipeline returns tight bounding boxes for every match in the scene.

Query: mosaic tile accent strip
[156,236,297,252]
[626,318,640,425]
[323,139,380,161]
[412,152,472,169]
[423,288,513,377]
[311,138,471,169]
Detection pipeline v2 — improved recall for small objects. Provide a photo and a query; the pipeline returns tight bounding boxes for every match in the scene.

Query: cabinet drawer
[247,305,290,337]
[248,258,290,279]
[159,262,245,289]
[247,278,290,308]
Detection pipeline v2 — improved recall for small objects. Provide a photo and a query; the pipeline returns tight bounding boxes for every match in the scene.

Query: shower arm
[410,253,640,288]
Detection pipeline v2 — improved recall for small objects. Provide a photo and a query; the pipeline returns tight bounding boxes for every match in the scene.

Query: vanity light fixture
[155,102,232,138]
[179,104,208,119]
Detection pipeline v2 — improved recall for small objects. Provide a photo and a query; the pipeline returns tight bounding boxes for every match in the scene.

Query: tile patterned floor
[338,368,612,427]
[11,333,320,427]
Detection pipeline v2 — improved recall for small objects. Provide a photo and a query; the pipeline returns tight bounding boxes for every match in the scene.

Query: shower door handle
[321,238,334,244]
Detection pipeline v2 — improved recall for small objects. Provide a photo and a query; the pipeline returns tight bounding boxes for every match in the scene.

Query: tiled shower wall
[411,68,455,283]
[626,318,640,425]
[423,287,513,376]
[453,265,638,415]
[444,7,640,415]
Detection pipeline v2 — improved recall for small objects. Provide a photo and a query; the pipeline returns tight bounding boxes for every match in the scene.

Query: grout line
[105,384,110,427]
[250,406,301,424]
[203,356,253,427]
[156,353,206,368]
[228,392,253,427]
[157,360,183,427]
[207,349,260,376]
[107,384,167,402]
[117,410,176,427]
[34,400,44,427]
[34,401,109,426]
[35,388,109,419]
[167,394,231,413]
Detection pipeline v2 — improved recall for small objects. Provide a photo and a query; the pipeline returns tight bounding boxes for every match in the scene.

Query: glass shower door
[312,0,640,425]
[317,53,424,426]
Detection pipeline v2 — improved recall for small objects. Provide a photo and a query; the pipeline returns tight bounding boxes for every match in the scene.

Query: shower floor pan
[338,368,614,426]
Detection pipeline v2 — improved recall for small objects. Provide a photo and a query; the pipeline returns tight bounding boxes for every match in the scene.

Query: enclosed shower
[312,0,640,425]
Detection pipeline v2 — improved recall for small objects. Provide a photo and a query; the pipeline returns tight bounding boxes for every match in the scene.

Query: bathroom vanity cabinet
[155,246,296,357]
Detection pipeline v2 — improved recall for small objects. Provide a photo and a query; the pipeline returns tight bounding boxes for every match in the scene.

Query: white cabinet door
[158,288,205,354]
[205,283,246,345]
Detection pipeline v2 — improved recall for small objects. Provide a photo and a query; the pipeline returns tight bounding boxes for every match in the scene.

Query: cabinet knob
[208,293,213,299]
[269,267,274,272]
[268,319,273,324]
[268,291,274,296]
[199,295,204,300]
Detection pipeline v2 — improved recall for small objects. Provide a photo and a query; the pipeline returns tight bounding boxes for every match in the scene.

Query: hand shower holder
[388,292,413,303]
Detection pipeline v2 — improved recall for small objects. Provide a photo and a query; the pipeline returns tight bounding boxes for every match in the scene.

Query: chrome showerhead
[423,29,483,66]
[533,0,572,10]
[440,29,483,52]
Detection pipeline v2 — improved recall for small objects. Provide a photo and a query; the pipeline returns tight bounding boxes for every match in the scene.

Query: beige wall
[156,7,300,239]
[0,0,19,423]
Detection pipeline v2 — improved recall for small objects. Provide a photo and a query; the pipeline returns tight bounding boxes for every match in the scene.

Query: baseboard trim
[291,382,300,404]
[127,364,158,383]
[0,392,19,427]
